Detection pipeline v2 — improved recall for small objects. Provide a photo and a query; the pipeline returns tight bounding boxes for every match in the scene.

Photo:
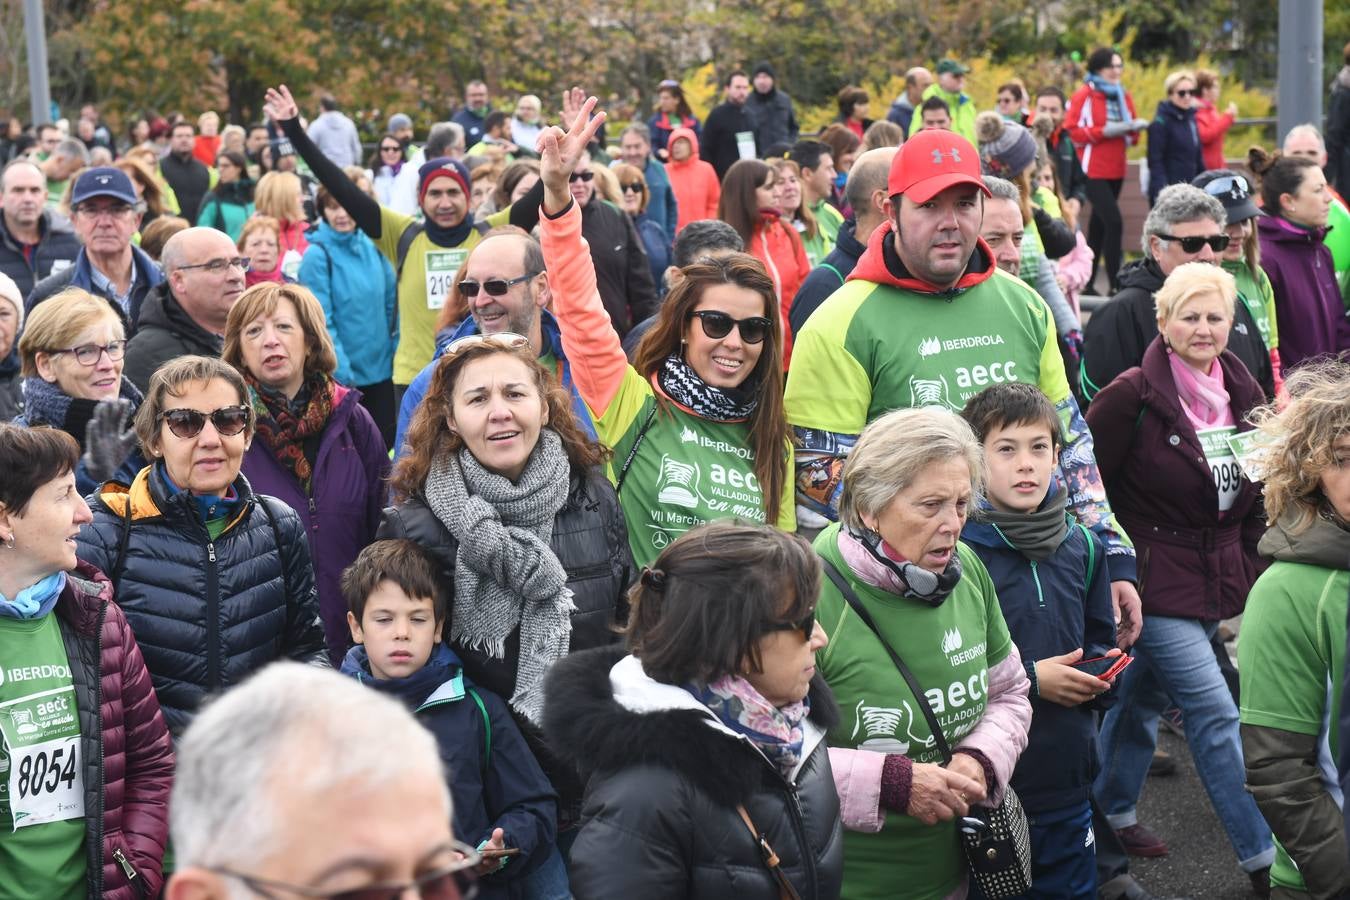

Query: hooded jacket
[1146,101,1205,205]
[1257,215,1350,372]
[747,86,800,151]
[750,214,810,366]
[789,218,867,337]
[241,384,390,665]
[343,645,557,899]
[962,495,1117,813]
[26,243,164,335]
[1080,257,1274,401]
[76,466,329,734]
[1084,337,1267,621]
[298,221,398,387]
[637,156,679,240]
[1238,512,1350,898]
[0,207,80,299]
[122,282,224,392]
[665,126,721,233]
[195,179,256,243]
[56,561,175,900]
[543,646,844,900]
[646,110,702,157]
[907,84,977,144]
[1066,82,1140,180]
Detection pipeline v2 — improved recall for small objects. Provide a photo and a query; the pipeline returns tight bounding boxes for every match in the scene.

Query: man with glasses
[1081,183,1274,401]
[123,227,246,390]
[615,123,677,241]
[567,150,658,339]
[167,663,479,900]
[26,166,164,330]
[0,158,80,298]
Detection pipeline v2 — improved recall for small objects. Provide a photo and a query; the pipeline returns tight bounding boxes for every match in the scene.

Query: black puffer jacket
[544,646,844,900]
[122,283,224,392]
[377,464,633,816]
[77,466,329,735]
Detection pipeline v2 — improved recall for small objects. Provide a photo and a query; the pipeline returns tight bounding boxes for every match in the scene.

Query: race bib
[425,248,469,310]
[735,131,757,161]
[1197,426,1242,513]
[280,248,304,282]
[0,686,83,830]
[1224,430,1267,483]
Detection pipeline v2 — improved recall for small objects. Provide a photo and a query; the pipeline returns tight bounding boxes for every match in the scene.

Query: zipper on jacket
[112,847,138,883]
[206,540,221,690]
[1030,561,1045,608]
[93,600,108,898]
[782,779,819,897]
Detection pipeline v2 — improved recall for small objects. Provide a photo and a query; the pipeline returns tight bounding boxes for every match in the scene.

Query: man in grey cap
[26,166,164,331]
[908,58,976,143]
[388,112,415,150]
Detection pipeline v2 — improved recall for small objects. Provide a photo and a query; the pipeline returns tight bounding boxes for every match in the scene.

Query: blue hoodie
[961,487,1118,813]
[298,222,398,387]
[341,643,558,895]
[393,309,597,458]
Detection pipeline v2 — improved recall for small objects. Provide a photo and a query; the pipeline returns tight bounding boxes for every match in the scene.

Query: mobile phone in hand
[480,847,522,859]
[1072,654,1133,681]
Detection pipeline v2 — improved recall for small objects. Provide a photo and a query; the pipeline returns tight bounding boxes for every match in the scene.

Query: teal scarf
[0,572,67,620]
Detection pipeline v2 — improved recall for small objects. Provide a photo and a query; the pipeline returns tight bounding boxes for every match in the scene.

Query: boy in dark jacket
[340,539,558,898]
[960,383,1121,899]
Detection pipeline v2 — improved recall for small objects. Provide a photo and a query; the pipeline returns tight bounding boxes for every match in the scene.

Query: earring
[3,534,13,550]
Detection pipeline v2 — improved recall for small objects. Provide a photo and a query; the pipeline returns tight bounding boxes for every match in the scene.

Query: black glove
[82,398,139,484]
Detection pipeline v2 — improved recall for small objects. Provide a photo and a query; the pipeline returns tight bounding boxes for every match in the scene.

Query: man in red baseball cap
[785,127,1142,650]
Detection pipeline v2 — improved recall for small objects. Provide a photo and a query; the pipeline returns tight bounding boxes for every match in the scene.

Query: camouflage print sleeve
[1055,394,1138,584]
[794,426,859,528]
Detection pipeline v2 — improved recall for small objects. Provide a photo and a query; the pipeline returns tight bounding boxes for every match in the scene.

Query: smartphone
[1072,654,1133,681]
[480,847,522,859]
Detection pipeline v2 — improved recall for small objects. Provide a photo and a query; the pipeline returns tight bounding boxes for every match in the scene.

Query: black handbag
[820,559,1033,897]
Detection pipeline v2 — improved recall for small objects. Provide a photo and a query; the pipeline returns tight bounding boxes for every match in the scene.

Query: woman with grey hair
[812,406,1032,900]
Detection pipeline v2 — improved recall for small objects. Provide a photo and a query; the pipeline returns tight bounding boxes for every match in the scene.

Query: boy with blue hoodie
[340,539,558,898]
[960,383,1120,899]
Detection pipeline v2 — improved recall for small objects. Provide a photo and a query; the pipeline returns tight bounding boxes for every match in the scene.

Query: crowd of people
[0,40,1348,900]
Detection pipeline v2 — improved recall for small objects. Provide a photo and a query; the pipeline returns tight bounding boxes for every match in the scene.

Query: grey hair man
[1282,123,1328,168]
[40,138,90,206]
[980,175,1078,337]
[887,67,934,134]
[616,122,678,237]
[165,663,471,900]
[1082,183,1273,398]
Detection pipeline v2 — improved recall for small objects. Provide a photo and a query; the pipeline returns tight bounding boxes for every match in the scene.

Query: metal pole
[23,0,52,125]
[1276,0,1323,145]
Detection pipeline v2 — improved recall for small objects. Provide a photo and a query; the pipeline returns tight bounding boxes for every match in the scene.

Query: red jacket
[56,561,175,900]
[665,127,721,234]
[1194,101,1236,170]
[1066,83,1139,180]
[752,216,810,368]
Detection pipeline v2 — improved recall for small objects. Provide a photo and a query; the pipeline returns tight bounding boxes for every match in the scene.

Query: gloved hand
[1101,120,1134,138]
[82,398,139,484]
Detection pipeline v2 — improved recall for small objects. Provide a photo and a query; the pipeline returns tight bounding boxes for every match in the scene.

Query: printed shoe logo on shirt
[918,336,942,358]
[910,374,955,410]
[940,627,963,655]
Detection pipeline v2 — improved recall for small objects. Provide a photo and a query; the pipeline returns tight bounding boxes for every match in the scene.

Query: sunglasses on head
[444,332,531,358]
[621,182,644,193]
[158,406,252,439]
[765,607,817,641]
[1201,174,1251,200]
[690,310,771,344]
[568,171,594,183]
[1157,233,1230,253]
[458,273,537,298]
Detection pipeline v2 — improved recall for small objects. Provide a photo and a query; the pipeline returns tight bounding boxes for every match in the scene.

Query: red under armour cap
[888,130,990,204]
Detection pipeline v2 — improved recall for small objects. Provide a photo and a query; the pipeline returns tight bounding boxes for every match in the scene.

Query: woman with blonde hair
[612,162,670,292]
[254,170,310,277]
[767,156,824,265]
[225,281,389,663]
[1238,360,1350,898]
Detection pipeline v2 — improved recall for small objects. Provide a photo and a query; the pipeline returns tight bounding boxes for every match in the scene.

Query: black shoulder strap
[395,221,426,281]
[255,495,293,603]
[820,557,952,763]
[112,498,133,585]
[615,402,659,495]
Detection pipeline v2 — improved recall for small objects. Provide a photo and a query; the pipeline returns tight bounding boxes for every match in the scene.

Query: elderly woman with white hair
[1085,262,1274,887]
[812,406,1032,900]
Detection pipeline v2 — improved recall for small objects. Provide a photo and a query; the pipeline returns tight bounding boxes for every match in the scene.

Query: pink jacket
[1056,231,1096,319]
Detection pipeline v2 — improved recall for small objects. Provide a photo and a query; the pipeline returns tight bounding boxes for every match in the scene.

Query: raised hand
[536,88,606,215]
[82,398,139,483]
[263,85,300,124]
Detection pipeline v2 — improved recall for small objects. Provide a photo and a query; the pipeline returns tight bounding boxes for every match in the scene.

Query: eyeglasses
[52,340,127,366]
[444,332,531,358]
[207,842,481,900]
[158,405,252,439]
[621,182,644,194]
[568,171,594,183]
[765,607,817,641]
[458,273,537,298]
[75,204,135,220]
[1156,233,1230,253]
[1173,89,1195,98]
[380,145,402,153]
[690,310,771,344]
[176,256,251,274]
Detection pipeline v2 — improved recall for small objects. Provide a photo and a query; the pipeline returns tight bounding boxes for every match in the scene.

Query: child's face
[347,581,443,681]
[983,420,1059,514]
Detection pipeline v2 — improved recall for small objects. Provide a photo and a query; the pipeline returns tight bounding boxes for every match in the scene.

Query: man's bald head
[164,227,247,333]
[846,147,899,237]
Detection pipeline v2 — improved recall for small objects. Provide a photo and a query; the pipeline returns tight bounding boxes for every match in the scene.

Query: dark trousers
[357,378,397,451]
[1085,178,1125,293]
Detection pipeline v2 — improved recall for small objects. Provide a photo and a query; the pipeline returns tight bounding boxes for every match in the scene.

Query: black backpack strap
[394,221,426,281]
[820,557,952,763]
[255,495,294,603]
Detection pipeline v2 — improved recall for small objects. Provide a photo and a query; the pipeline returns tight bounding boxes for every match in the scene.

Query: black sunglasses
[1157,233,1230,253]
[458,273,536,298]
[690,310,771,344]
[766,608,817,641]
[568,171,595,183]
[1173,88,1195,98]
[380,145,402,153]
[158,406,252,439]
[621,182,644,193]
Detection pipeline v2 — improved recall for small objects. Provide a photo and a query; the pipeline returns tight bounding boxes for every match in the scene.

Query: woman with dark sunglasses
[16,288,147,495]
[538,91,795,571]
[77,355,328,735]
[1145,71,1206,207]
[544,520,842,900]
[369,131,408,208]
[612,162,671,296]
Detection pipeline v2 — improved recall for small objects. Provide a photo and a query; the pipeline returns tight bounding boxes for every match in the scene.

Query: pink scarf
[1168,350,1234,430]
[836,528,911,595]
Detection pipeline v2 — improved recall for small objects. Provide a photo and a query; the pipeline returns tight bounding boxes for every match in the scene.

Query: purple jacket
[241,385,390,664]
[1258,215,1350,371]
[1085,338,1266,621]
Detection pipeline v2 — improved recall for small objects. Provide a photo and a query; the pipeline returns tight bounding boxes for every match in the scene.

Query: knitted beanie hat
[975,111,1037,178]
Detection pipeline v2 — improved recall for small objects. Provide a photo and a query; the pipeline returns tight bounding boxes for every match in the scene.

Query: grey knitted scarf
[422,428,575,723]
